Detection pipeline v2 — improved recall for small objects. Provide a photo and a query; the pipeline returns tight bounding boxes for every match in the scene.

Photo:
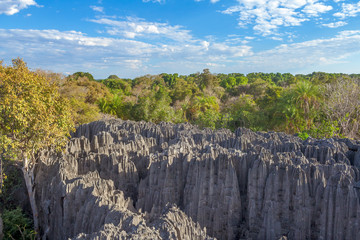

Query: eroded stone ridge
[35,119,360,239]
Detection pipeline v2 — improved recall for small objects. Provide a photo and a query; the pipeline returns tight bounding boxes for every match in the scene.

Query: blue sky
[0,0,360,78]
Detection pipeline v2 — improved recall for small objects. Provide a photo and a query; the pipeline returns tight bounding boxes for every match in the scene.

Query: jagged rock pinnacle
[35,119,360,239]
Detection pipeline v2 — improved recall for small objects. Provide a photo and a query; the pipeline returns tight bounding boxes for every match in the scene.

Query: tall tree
[279,80,321,133]
[323,78,360,138]
[0,59,74,236]
[197,69,219,89]
[292,80,320,127]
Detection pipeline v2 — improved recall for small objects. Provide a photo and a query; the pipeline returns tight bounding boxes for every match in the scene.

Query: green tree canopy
[0,58,74,235]
[277,80,321,133]
[69,72,95,81]
[0,59,74,156]
[59,72,111,124]
[107,74,120,80]
[196,69,219,90]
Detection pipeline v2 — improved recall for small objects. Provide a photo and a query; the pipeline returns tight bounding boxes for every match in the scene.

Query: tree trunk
[22,156,39,239]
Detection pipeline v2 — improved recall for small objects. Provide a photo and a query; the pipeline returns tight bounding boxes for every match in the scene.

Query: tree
[292,80,320,128]
[322,78,360,138]
[236,76,248,85]
[60,73,111,124]
[186,96,220,123]
[196,69,219,90]
[101,78,132,96]
[107,74,120,80]
[132,85,182,123]
[170,78,198,102]
[220,77,236,89]
[277,80,321,133]
[247,78,269,99]
[0,59,74,236]
[161,73,178,87]
[224,94,260,130]
[256,85,283,130]
[69,72,95,81]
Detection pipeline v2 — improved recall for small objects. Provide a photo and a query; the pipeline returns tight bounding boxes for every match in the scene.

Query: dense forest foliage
[1,59,74,239]
[39,69,360,140]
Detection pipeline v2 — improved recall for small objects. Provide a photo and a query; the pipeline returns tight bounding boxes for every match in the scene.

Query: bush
[0,159,25,211]
[297,131,310,140]
[2,207,35,240]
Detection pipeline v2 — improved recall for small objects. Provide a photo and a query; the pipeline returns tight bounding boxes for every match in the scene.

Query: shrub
[2,207,35,240]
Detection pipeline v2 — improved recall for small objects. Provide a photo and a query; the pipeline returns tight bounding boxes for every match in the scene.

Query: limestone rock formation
[35,119,360,240]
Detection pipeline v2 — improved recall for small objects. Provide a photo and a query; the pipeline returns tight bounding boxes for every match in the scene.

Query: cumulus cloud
[194,0,220,3]
[90,5,104,13]
[322,21,347,28]
[221,0,334,36]
[90,17,195,42]
[334,2,360,19]
[2,25,360,78]
[240,29,360,72]
[0,28,252,77]
[302,2,332,16]
[0,0,38,15]
[142,0,165,3]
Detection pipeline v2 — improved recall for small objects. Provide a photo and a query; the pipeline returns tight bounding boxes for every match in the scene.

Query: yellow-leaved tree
[0,58,74,236]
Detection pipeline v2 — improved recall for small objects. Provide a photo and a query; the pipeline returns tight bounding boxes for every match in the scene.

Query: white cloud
[221,0,333,36]
[202,40,210,50]
[334,2,360,19]
[225,36,251,44]
[0,29,162,77]
[240,29,360,72]
[0,28,252,77]
[90,17,194,42]
[337,30,360,37]
[1,26,360,77]
[149,29,360,74]
[195,0,220,3]
[124,59,144,70]
[0,0,37,15]
[142,0,165,3]
[302,3,332,16]
[206,62,225,67]
[322,21,347,28]
[90,5,104,13]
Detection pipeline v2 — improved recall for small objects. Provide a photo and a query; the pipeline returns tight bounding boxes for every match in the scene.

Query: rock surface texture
[35,119,360,240]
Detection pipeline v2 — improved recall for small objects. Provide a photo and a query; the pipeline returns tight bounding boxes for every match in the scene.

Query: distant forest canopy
[37,68,360,140]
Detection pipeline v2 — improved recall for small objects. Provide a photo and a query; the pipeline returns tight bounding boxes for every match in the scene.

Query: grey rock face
[35,119,360,240]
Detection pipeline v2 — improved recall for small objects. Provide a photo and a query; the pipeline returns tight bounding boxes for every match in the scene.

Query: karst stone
[34,119,360,240]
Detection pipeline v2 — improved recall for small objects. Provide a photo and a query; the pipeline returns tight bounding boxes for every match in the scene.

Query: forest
[41,68,360,140]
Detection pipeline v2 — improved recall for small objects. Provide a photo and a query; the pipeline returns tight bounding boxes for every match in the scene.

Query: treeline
[40,69,360,140]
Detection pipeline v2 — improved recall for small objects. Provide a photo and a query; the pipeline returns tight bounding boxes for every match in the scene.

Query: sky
[0,0,360,79]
